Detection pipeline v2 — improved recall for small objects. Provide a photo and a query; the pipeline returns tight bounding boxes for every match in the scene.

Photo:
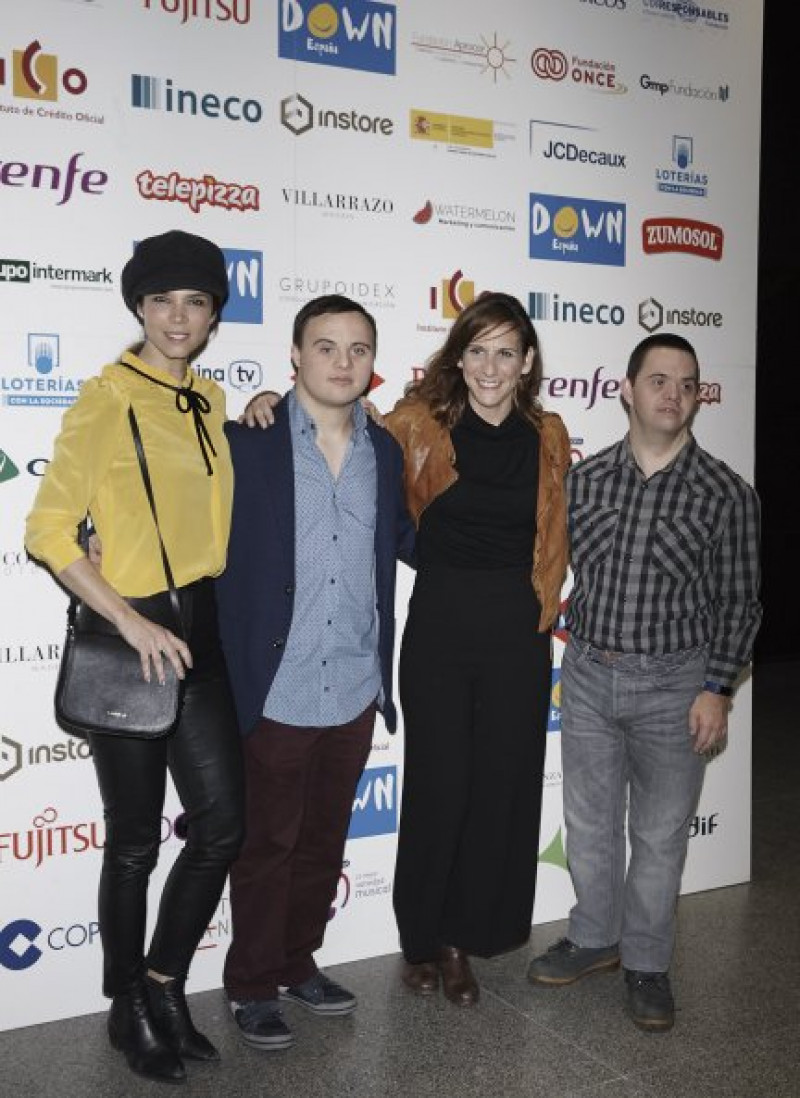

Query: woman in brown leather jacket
[385,292,569,1006]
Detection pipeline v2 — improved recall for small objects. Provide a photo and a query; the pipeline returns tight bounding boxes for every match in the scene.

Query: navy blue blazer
[216,397,416,737]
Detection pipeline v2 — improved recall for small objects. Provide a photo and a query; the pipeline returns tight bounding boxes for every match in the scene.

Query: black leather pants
[88,580,244,997]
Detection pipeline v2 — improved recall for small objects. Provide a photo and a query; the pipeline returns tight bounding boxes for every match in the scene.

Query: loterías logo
[141,0,251,25]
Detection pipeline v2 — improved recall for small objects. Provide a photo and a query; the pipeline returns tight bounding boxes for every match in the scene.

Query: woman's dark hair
[407,292,543,429]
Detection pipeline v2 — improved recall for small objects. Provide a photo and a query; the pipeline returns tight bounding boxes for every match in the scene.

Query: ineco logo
[142,0,251,25]
[0,39,87,102]
[136,169,260,213]
[348,765,397,839]
[221,248,263,324]
[279,0,397,76]
[530,291,625,326]
[131,74,262,124]
[530,193,626,267]
[638,296,722,332]
[641,217,723,260]
[280,93,393,137]
[0,152,108,206]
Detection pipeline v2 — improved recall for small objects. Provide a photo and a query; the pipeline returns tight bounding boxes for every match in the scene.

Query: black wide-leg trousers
[394,565,552,963]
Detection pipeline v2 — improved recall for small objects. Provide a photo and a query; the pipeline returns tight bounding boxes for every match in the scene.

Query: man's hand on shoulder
[689,690,731,755]
[238,391,281,428]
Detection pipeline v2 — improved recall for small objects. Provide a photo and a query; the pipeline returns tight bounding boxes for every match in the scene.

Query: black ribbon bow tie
[120,361,217,476]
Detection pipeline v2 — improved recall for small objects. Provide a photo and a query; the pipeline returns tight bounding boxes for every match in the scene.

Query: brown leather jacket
[385,397,570,632]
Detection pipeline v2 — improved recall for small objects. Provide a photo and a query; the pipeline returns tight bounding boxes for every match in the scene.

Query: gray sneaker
[279,972,357,1016]
[229,998,295,1050]
[527,937,620,986]
[624,969,675,1032]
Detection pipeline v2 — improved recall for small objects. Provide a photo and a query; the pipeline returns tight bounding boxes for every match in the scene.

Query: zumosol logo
[531,47,626,93]
[279,0,396,76]
[0,151,108,206]
[530,194,626,267]
[136,169,260,213]
[655,135,708,197]
[221,248,263,324]
[141,0,251,24]
[530,291,625,326]
[280,92,393,137]
[348,765,397,839]
[131,74,262,123]
[638,296,722,333]
[641,217,723,260]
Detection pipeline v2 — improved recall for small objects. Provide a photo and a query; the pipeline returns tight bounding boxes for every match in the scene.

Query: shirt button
[284,584,294,595]
[332,534,338,541]
[273,638,285,648]
[327,619,332,626]
[330,578,336,585]
[322,660,327,666]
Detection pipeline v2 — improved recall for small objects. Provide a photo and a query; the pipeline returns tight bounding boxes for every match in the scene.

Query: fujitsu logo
[141,0,251,25]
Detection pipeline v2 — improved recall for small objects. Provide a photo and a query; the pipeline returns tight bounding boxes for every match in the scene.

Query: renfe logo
[348,765,397,839]
[0,152,108,205]
[221,248,263,324]
[279,0,396,75]
[530,193,626,267]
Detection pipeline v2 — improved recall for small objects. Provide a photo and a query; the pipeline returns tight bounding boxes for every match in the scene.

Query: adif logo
[348,765,397,839]
[0,451,20,486]
[279,0,397,76]
[429,270,481,318]
[221,248,263,324]
[0,735,23,780]
[0,39,88,102]
[28,334,60,376]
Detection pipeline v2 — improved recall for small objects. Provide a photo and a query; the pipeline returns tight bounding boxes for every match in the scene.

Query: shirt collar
[287,387,368,438]
[119,349,192,389]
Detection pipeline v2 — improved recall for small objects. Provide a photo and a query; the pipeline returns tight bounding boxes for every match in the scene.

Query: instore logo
[131,74,262,123]
[641,217,723,259]
[0,151,108,206]
[136,169,260,213]
[280,92,393,137]
[279,0,396,75]
[529,193,626,266]
[638,296,722,332]
[141,0,251,24]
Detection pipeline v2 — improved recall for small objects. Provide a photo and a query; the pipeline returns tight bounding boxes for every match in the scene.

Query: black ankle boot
[108,982,186,1084]
[147,974,220,1063]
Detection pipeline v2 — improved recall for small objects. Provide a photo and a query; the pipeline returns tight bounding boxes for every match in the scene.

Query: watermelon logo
[413,199,433,225]
[0,449,20,485]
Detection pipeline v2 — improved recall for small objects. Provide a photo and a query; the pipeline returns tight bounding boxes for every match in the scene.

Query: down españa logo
[529,193,626,267]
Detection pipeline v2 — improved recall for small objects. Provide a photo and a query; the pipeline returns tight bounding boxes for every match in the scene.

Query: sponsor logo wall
[0,0,762,1031]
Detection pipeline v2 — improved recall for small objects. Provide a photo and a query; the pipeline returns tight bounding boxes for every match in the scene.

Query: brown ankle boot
[438,946,479,1006]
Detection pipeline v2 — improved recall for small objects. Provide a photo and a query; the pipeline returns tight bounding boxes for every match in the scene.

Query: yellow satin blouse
[25,351,233,597]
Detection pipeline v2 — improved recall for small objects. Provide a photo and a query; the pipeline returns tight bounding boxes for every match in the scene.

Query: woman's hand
[115,605,193,685]
[238,390,281,428]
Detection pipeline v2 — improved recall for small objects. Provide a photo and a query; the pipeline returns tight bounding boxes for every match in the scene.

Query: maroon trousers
[224,705,375,1001]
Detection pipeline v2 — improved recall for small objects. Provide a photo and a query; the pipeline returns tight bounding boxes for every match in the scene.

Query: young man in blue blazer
[215,295,415,1051]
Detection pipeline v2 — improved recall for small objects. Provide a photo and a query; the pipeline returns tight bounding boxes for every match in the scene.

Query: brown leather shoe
[438,946,479,1006]
[402,962,439,995]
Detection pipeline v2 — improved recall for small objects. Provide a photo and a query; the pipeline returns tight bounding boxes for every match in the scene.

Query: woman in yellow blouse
[25,231,244,1085]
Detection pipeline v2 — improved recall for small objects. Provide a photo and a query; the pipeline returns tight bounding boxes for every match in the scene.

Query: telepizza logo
[0,40,87,102]
[136,169,260,213]
[641,217,723,260]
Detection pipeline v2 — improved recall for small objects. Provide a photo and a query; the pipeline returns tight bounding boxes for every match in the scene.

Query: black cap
[121,230,229,317]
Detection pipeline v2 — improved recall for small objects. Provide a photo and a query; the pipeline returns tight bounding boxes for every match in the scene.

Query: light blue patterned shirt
[264,390,381,727]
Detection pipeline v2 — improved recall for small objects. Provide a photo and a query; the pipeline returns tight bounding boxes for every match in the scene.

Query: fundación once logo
[279,0,397,76]
[280,92,393,137]
[529,193,626,267]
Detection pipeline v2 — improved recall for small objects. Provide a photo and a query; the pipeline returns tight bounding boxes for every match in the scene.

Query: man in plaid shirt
[527,333,761,1032]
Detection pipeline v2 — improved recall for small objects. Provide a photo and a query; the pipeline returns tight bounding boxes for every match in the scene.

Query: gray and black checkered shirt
[565,435,762,689]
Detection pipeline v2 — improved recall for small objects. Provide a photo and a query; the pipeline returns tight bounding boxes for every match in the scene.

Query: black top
[418,404,540,569]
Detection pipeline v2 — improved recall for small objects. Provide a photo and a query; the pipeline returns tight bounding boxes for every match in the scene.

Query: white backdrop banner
[0,0,762,1030]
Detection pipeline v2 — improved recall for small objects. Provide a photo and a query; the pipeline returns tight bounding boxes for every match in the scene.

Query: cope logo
[0,917,100,971]
[221,248,263,324]
[0,39,87,102]
[530,194,626,267]
[347,765,397,839]
[429,270,483,319]
[279,0,397,76]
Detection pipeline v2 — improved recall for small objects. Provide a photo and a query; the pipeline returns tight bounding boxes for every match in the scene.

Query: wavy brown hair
[407,292,544,429]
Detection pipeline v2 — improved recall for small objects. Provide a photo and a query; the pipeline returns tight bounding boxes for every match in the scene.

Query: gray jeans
[561,637,707,972]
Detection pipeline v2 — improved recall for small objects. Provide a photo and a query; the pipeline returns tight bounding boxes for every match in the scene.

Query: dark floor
[2,658,798,1098]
